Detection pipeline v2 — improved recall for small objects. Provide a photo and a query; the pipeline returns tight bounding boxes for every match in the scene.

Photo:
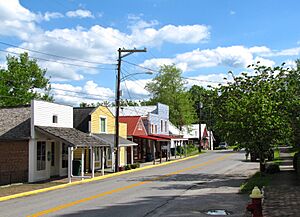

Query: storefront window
[37,141,46,171]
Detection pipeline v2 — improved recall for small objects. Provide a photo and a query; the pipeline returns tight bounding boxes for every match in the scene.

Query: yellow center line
[27,153,233,217]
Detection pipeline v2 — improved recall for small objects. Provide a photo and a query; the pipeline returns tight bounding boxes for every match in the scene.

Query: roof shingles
[0,106,31,140]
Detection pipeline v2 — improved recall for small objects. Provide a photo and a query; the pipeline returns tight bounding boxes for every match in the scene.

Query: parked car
[219,142,228,149]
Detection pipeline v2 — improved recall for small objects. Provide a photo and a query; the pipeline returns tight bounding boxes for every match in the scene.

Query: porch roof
[35,126,110,147]
[93,133,138,147]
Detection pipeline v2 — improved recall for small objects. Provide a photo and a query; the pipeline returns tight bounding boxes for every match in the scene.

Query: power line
[0,41,116,66]
[122,60,159,73]
[0,49,115,70]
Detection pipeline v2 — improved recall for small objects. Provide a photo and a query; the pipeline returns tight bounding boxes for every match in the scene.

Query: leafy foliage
[213,62,300,171]
[145,65,195,128]
[0,53,52,106]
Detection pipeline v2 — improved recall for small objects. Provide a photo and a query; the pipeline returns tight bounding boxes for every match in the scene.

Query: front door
[50,142,59,177]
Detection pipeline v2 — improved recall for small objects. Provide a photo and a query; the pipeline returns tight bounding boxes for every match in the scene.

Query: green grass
[273,149,282,165]
[240,172,270,194]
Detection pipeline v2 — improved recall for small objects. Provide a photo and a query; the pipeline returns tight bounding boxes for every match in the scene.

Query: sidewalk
[263,147,300,217]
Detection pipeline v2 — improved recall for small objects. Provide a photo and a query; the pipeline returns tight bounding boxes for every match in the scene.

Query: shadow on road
[58,173,249,217]
[59,192,248,217]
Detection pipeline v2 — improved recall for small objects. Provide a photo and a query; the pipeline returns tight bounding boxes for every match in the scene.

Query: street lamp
[120,71,153,81]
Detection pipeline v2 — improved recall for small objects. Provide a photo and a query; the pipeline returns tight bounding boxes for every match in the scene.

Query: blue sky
[0,0,300,105]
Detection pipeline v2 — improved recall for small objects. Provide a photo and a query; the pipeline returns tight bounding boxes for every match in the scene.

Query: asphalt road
[0,150,258,217]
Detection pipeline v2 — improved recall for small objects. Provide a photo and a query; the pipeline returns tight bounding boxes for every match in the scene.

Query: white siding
[32,100,73,129]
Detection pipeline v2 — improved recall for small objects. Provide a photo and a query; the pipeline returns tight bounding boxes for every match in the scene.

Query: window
[51,142,55,166]
[161,120,163,132]
[100,117,107,133]
[52,115,58,123]
[37,141,46,171]
[155,125,158,134]
[62,143,68,168]
[151,124,154,134]
[165,121,167,132]
[137,122,142,131]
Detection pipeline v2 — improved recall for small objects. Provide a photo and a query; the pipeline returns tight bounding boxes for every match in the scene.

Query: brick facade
[0,141,29,185]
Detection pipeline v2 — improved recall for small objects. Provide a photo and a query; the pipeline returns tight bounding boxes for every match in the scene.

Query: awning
[150,134,175,140]
[35,126,109,147]
[134,135,169,141]
[93,134,138,147]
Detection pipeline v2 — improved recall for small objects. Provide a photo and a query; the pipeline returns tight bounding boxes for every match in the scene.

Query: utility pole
[198,102,203,153]
[115,48,146,172]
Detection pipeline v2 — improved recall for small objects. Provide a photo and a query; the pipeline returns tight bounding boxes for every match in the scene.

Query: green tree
[213,63,294,171]
[188,85,217,131]
[145,64,195,128]
[0,52,53,106]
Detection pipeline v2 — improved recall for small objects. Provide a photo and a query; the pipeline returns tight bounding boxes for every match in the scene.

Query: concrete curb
[0,154,200,202]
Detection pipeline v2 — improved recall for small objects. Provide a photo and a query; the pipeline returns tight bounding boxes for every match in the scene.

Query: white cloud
[66,9,94,18]
[6,19,210,81]
[230,11,236,15]
[121,79,151,98]
[185,73,232,89]
[130,23,210,47]
[0,0,39,39]
[249,46,271,54]
[42,12,64,21]
[41,62,85,81]
[253,57,275,67]
[266,47,300,57]
[51,81,114,106]
[284,59,297,69]
[141,45,277,72]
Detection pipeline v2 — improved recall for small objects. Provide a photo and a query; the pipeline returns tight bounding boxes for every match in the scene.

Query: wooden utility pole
[115,48,146,172]
[198,102,203,153]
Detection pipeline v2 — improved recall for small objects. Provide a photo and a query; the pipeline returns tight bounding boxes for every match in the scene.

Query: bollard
[246,186,263,217]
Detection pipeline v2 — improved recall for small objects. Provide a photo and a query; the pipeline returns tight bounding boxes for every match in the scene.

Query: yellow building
[74,106,137,172]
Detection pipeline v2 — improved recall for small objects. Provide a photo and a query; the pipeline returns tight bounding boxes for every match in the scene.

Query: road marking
[0,154,200,202]
[27,153,233,217]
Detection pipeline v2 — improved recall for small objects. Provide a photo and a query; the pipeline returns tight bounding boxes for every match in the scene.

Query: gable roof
[73,107,95,132]
[119,116,147,136]
[0,106,31,140]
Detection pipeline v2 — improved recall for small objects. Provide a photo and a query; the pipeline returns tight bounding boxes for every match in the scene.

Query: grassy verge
[240,172,270,194]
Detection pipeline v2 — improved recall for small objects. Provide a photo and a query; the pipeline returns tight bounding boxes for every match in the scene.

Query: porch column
[111,147,115,172]
[179,141,182,158]
[68,146,73,183]
[131,146,134,165]
[81,147,84,180]
[91,147,95,178]
[160,142,162,163]
[153,141,156,165]
[101,147,105,176]
[174,141,176,159]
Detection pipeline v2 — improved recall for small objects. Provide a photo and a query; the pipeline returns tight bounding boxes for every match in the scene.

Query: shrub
[130,163,140,169]
[125,165,131,170]
[265,163,280,174]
